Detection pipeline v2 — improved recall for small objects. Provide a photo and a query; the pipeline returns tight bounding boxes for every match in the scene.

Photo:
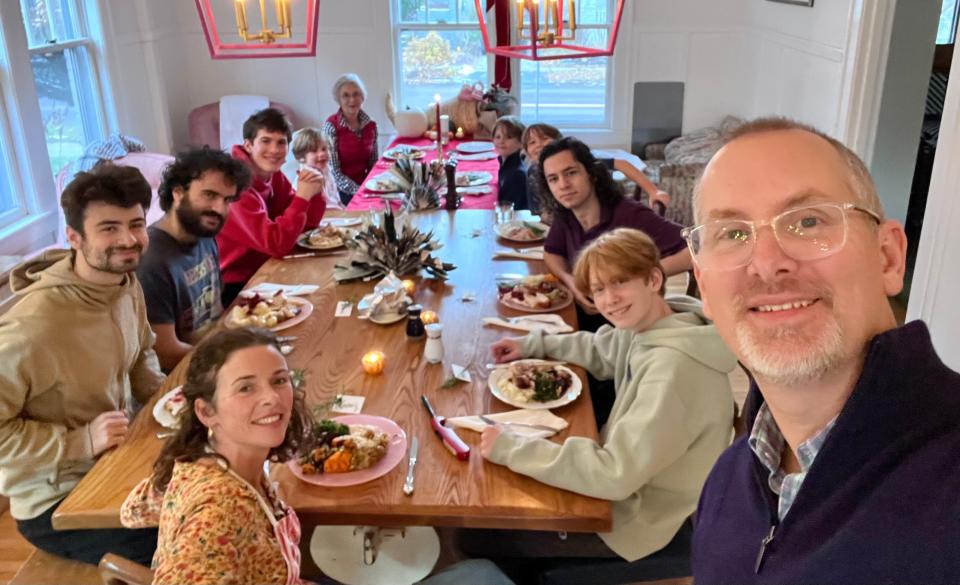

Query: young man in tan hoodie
[0,164,165,566]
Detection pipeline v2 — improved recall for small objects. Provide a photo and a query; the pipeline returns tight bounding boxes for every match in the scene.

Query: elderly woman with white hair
[321,73,378,205]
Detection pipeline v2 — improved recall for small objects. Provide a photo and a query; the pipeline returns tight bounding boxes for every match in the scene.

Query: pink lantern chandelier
[195,0,319,60]
[474,0,625,61]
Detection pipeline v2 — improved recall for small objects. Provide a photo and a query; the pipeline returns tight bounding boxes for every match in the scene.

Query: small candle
[401,279,416,296]
[421,310,439,325]
[456,126,464,139]
[361,351,385,375]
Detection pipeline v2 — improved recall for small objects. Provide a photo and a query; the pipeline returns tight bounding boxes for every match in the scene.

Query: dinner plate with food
[321,217,363,228]
[455,171,493,187]
[363,173,404,194]
[288,415,407,487]
[498,274,573,313]
[456,141,495,154]
[496,220,549,243]
[153,386,186,429]
[383,145,425,160]
[226,291,313,331]
[488,361,582,410]
[297,225,352,250]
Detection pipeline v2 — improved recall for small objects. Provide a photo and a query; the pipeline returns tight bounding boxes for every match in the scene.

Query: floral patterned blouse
[121,459,295,585]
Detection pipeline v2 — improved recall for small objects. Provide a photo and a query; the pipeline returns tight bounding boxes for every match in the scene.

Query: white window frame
[390,0,493,113]
[390,0,618,132]
[514,0,617,130]
[0,0,114,256]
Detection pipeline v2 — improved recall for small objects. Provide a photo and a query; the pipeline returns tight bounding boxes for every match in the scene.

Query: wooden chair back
[99,553,154,585]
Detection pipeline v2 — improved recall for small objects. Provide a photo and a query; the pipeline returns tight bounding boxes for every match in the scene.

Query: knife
[402,438,418,496]
[420,395,470,461]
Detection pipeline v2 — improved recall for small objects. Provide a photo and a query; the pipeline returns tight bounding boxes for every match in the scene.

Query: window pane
[459,0,479,24]
[520,54,608,126]
[398,0,427,23]
[576,0,608,26]
[398,30,488,108]
[30,48,103,175]
[426,0,456,23]
[0,140,18,217]
[937,0,958,44]
[20,0,78,48]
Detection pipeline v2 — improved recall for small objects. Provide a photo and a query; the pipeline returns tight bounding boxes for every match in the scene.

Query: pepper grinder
[444,159,459,210]
[406,304,425,339]
[424,323,444,364]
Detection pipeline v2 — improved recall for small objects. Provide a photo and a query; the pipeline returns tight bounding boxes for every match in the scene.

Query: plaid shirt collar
[336,109,372,133]
[748,403,837,520]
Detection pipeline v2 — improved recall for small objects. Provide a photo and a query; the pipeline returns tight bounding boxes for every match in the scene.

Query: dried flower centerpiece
[339,204,456,280]
[389,157,444,211]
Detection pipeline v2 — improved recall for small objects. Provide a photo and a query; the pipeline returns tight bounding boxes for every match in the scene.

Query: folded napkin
[493,248,545,260]
[357,272,411,319]
[482,313,573,334]
[241,283,319,297]
[447,409,568,439]
[458,151,498,161]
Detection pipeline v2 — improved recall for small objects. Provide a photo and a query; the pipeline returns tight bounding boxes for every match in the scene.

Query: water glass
[496,201,515,224]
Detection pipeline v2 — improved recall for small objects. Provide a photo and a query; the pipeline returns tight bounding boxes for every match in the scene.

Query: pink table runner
[346,137,500,211]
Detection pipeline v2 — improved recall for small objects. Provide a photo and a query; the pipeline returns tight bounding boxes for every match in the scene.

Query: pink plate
[287,415,408,487]
[499,286,573,313]
[225,296,313,332]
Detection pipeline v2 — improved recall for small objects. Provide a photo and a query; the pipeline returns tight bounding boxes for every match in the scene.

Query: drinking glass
[496,201,515,224]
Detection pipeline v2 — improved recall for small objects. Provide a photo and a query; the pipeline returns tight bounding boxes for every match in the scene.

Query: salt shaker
[424,323,444,363]
[406,304,425,339]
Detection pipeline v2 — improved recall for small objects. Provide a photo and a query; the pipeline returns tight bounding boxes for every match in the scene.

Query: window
[20,0,107,177]
[393,0,489,111]
[0,0,110,250]
[392,0,615,129]
[938,0,958,45]
[518,0,613,127]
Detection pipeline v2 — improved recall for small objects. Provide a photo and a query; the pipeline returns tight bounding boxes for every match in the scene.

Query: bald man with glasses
[688,117,960,584]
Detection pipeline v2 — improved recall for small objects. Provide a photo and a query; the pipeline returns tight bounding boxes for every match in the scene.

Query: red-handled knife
[420,395,470,460]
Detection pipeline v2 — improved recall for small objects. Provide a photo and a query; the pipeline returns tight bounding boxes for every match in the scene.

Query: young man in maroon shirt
[216,108,326,306]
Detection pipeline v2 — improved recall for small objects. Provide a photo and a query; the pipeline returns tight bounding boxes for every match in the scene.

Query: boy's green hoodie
[0,250,164,520]
[488,296,737,561]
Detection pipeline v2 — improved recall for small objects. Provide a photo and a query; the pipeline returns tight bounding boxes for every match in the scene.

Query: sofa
[643,116,744,228]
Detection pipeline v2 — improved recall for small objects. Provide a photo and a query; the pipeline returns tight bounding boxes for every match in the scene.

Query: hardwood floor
[0,512,33,585]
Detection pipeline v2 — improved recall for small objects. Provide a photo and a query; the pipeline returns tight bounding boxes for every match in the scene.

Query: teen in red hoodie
[216,108,326,305]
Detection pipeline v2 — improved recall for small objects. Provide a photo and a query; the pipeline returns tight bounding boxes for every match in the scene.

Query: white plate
[364,174,404,193]
[383,145,425,160]
[153,386,186,429]
[458,151,498,161]
[369,310,406,325]
[224,296,314,332]
[488,364,582,410]
[321,217,362,228]
[455,171,493,187]
[297,228,352,250]
[457,141,495,154]
[495,220,549,243]
[499,283,573,313]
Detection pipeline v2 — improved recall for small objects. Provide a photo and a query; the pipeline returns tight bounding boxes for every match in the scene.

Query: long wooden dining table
[53,210,612,534]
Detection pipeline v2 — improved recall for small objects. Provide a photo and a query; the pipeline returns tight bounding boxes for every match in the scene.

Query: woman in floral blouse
[121,328,312,585]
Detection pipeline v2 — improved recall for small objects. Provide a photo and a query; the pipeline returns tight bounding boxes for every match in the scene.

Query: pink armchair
[188,101,299,149]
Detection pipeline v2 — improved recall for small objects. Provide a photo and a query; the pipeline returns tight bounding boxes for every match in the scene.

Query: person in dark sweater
[137,148,250,371]
[687,116,960,583]
[493,116,528,211]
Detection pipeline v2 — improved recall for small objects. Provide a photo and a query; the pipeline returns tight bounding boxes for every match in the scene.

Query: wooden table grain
[53,210,612,533]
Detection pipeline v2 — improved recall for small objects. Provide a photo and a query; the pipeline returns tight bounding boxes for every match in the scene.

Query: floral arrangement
[342,205,456,279]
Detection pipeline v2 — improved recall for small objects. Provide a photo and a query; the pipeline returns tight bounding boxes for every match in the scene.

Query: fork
[478,414,559,433]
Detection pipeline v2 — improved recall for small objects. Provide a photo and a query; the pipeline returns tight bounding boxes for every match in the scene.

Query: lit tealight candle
[421,310,439,325]
[401,279,416,296]
[361,351,385,375]
[455,127,464,139]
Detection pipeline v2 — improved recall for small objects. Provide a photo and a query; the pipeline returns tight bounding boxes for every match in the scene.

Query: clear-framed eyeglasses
[681,202,883,271]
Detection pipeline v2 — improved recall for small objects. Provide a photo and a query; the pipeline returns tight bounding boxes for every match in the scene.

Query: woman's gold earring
[207,427,214,441]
